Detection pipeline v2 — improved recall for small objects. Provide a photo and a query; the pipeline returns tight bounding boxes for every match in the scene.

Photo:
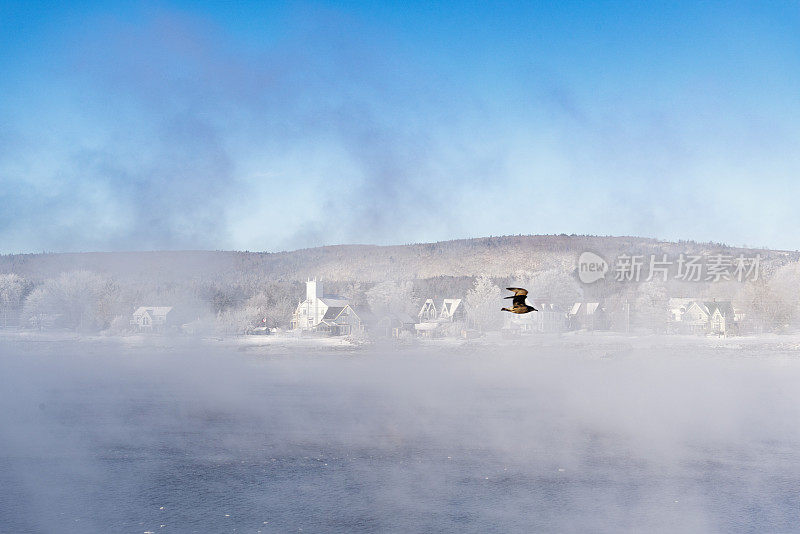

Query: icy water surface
[2,339,800,533]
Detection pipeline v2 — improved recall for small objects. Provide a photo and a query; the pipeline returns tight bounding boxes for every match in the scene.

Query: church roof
[318,298,349,308]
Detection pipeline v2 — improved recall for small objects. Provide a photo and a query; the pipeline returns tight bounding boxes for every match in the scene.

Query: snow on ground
[5,329,800,359]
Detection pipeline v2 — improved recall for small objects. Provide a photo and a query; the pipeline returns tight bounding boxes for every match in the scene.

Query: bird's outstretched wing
[506,287,528,296]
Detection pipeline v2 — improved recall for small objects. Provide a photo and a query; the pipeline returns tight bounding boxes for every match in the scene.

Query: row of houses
[289,279,587,338]
[291,279,466,338]
[291,279,746,338]
[290,279,412,337]
[127,280,467,337]
[505,297,740,336]
[128,279,742,338]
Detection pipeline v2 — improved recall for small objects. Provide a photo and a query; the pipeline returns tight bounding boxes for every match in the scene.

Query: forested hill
[0,235,794,283]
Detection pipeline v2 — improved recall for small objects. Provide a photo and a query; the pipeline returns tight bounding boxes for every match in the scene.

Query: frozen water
[2,338,800,532]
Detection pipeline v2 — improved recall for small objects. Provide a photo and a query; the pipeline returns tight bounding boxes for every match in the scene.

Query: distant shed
[131,306,174,332]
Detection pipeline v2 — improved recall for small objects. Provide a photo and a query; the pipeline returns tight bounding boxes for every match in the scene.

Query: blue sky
[1,1,799,252]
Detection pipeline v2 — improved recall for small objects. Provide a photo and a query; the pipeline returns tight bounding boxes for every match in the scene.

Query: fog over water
[3,339,800,532]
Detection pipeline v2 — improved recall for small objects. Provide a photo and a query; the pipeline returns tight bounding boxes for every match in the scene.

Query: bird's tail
[503,295,515,299]
[501,307,511,312]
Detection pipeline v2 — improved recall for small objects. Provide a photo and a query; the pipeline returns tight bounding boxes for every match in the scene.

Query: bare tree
[216,307,256,335]
[366,281,416,316]
[242,291,295,329]
[465,275,502,332]
[21,270,117,332]
[633,281,669,333]
[739,278,793,333]
[736,261,800,332]
[514,268,579,310]
[0,273,27,328]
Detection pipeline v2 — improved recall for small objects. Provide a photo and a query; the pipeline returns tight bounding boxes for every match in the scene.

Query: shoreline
[4,329,800,356]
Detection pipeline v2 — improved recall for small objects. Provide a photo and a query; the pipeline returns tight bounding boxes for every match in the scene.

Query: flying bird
[501,287,538,314]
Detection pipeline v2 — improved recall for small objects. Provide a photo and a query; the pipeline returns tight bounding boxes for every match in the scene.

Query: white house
[439,299,465,322]
[418,299,438,322]
[131,306,173,332]
[567,301,606,330]
[291,279,350,331]
[668,299,736,335]
[317,304,369,336]
[504,302,566,333]
[414,297,466,337]
[707,302,735,334]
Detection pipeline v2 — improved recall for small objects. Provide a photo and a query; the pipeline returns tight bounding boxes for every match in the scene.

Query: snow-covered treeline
[1,235,800,335]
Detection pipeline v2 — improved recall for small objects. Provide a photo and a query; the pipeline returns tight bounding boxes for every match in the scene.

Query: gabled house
[706,301,736,335]
[668,298,736,335]
[317,304,368,336]
[415,297,466,337]
[418,299,438,322]
[679,301,710,334]
[131,306,174,332]
[439,299,465,322]
[567,301,607,330]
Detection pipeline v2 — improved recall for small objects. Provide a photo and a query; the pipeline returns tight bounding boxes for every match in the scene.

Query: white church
[291,278,362,334]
